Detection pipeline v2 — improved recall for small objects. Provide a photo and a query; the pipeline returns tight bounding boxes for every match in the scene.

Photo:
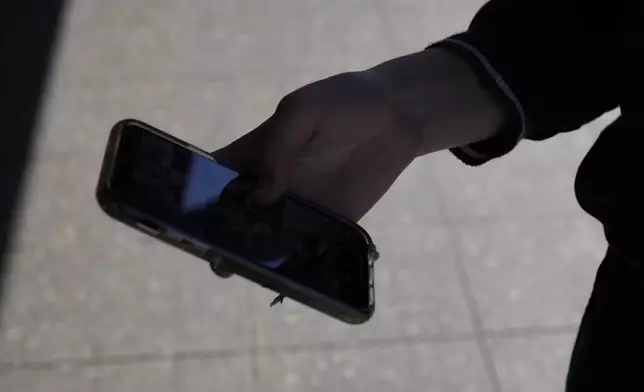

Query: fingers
[214,94,316,205]
[252,107,315,203]
[208,95,315,281]
[211,121,268,173]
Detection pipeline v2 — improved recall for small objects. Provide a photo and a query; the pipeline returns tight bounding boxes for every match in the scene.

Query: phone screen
[109,124,370,309]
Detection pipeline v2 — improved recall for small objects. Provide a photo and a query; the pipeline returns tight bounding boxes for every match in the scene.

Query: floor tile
[173,355,252,392]
[378,0,485,56]
[256,341,492,392]
[38,0,392,161]
[360,159,444,228]
[0,356,251,392]
[427,101,616,221]
[36,76,286,160]
[56,0,390,87]
[489,334,576,392]
[1,154,253,362]
[429,141,582,221]
[452,217,605,331]
[252,225,472,347]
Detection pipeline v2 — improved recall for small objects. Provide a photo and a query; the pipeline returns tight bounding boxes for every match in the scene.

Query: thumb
[252,171,286,205]
[251,95,315,204]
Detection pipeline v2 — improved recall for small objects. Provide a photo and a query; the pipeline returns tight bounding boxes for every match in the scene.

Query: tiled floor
[1,0,615,391]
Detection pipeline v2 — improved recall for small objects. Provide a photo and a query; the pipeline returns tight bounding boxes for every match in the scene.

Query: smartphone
[96,119,376,324]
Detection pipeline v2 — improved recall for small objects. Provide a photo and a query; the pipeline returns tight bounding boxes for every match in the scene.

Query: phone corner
[344,305,375,325]
[95,185,115,216]
[112,118,142,130]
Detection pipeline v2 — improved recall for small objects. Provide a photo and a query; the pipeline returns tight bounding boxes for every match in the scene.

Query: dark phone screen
[110,124,370,309]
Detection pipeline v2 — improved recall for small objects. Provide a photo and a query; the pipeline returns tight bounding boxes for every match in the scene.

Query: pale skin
[211,48,506,277]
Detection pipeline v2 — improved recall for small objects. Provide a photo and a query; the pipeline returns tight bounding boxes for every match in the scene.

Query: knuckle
[277,90,307,112]
[277,83,321,115]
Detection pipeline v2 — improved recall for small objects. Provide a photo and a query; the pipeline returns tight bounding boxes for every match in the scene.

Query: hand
[210,49,504,277]
[215,71,421,221]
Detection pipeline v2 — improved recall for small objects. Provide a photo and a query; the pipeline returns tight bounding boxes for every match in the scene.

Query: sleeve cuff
[430,35,527,166]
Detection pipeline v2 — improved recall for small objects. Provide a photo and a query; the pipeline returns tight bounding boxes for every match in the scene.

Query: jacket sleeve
[430,0,621,165]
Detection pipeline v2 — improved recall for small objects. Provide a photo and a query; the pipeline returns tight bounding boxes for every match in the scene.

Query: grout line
[449,242,504,392]
[432,176,504,392]
[441,212,590,227]
[247,287,260,385]
[0,325,580,375]
[248,347,259,386]
[0,333,470,374]
[0,332,473,374]
[0,348,245,374]
[485,325,579,339]
[255,331,476,355]
[365,212,589,235]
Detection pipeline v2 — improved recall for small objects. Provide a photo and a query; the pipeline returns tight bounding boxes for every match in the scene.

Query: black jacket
[432,0,644,259]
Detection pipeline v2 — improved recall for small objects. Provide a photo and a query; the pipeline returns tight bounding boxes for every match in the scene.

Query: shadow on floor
[0,0,67,315]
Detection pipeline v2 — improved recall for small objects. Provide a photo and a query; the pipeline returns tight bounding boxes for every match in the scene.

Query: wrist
[367,48,507,156]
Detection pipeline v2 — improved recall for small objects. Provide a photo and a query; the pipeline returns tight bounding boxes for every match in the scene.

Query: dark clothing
[566,247,644,391]
[431,0,644,389]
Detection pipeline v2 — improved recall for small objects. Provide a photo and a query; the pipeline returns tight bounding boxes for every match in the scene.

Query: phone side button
[137,221,160,236]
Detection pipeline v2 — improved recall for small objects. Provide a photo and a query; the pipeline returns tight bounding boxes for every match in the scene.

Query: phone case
[96,119,377,324]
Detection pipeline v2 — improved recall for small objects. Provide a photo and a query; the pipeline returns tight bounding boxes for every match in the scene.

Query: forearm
[366,48,507,156]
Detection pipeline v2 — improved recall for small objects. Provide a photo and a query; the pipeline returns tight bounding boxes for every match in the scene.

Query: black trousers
[566,247,644,391]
